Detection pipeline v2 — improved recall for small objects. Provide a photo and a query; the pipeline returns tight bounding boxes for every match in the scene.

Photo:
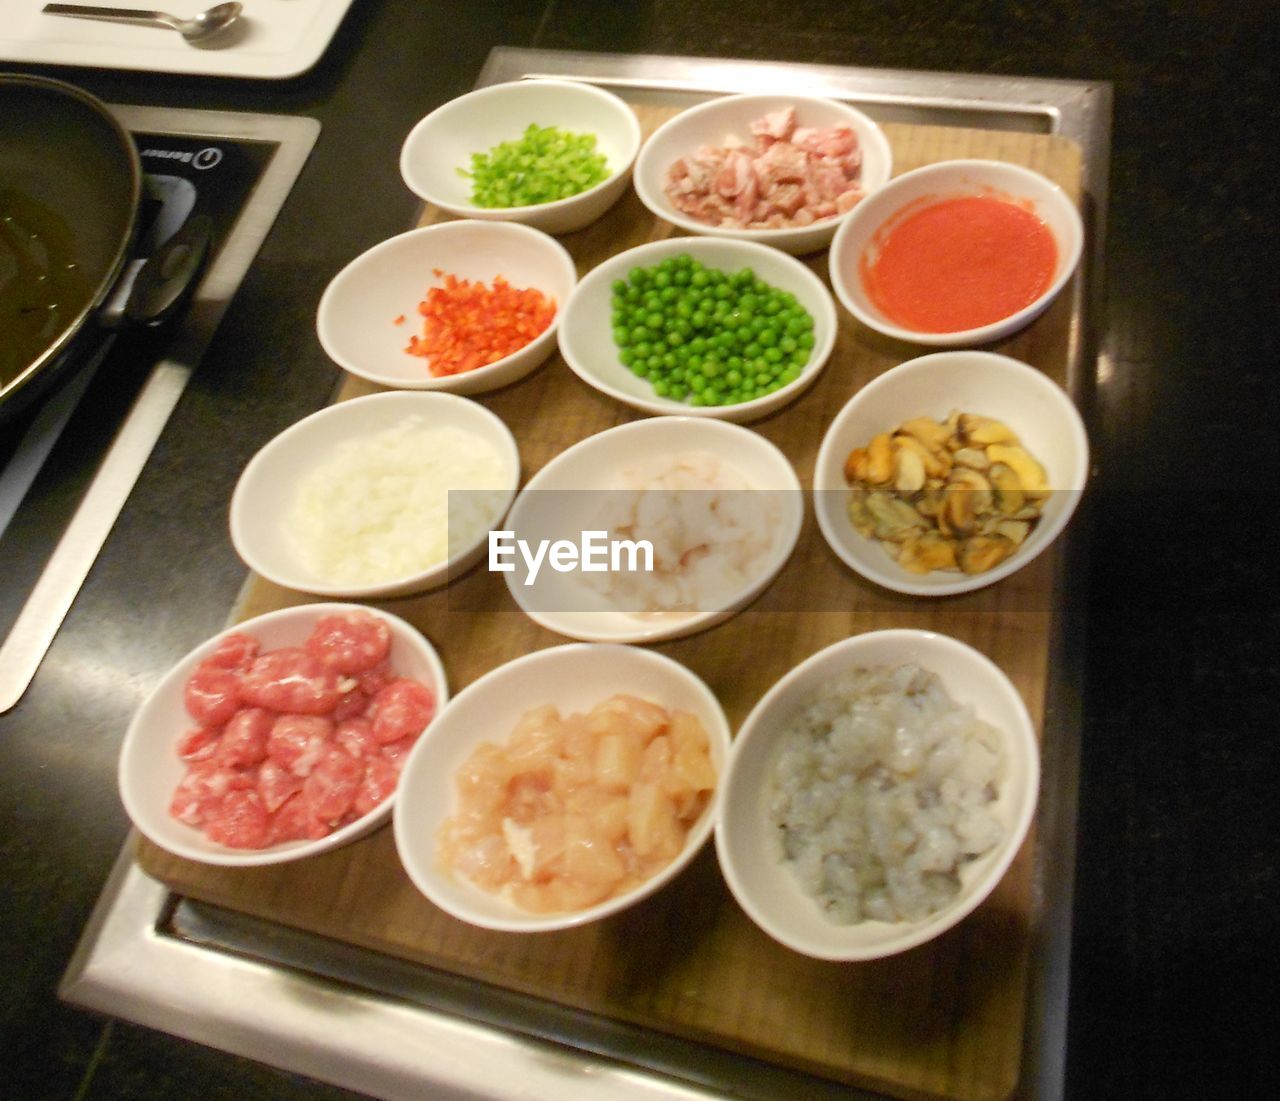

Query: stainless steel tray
[61,47,1112,1101]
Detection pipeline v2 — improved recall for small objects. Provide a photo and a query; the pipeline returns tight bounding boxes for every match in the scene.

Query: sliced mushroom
[898,415,952,453]
[959,414,1019,447]
[915,484,947,518]
[894,432,951,479]
[948,467,994,511]
[951,447,990,471]
[987,461,1026,514]
[958,535,1015,574]
[847,486,873,536]
[842,409,1049,577]
[995,519,1031,545]
[843,446,870,483]
[866,432,895,484]
[986,443,1048,498]
[893,444,927,493]
[865,492,928,542]
[898,533,959,574]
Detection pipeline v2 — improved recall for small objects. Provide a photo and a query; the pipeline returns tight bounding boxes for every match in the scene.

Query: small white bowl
[393,643,731,932]
[813,351,1088,596]
[120,603,448,868]
[557,237,837,424]
[400,79,641,235]
[715,629,1039,961]
[230,391,520,599]
[633,93,892,256]
[829,159,1084,346]
[316,221,577,396]
[500,417,803,643]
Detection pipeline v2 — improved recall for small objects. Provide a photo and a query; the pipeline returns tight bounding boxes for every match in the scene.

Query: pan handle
[100,214,212,330]
[124,213,212,326]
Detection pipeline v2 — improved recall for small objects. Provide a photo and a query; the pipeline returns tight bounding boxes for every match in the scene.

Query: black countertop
[2,2,1275,1099]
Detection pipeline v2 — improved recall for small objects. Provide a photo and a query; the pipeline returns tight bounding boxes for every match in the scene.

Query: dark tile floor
[2,1,1275,1098]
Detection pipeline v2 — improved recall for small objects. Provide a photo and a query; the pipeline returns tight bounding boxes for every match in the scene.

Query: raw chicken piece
[437,695,716,914]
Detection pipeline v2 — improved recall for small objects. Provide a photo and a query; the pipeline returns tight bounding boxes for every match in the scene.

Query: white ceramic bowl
[230,391,520,599]
[119,603,448,868]
[716,628,1039,961]
[557,237,837,424]
[501,417,803,643]
[634,93,892,256]
[393,643,731,932]
[813,351,1088,596]
[316,221,577,396]
[829,159,1084,346]
[400,79,641,235]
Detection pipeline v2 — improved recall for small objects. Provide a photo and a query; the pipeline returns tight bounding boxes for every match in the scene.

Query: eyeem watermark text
[489,530,654,586]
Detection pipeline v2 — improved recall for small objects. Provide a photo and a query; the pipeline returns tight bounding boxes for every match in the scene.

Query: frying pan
[0,74,208,423]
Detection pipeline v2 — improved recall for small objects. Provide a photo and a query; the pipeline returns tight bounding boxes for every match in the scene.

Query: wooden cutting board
[138,105,1083,1101]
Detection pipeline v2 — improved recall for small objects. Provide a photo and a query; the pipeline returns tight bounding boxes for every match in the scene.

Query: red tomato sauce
[859,195,1058,333]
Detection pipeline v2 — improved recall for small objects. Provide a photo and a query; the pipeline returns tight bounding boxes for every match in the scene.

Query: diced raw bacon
[183,664,242,727]
[714,151,752,198]
[177,726,221,762]
[754,141,808,188]
[257,758,305,813]
[266,714,333,777]
[353,755,399,817]
[203,632,260,671]
[663,108,864,230]
[241,648,343,714]
[335,717,379,760]
[216,707,273,768]
[304,611,392,675]
[764,182,807,218]
[302,748,363,825]
[749,106,796,142]
[369,679,436,744]
[203,789,271,849]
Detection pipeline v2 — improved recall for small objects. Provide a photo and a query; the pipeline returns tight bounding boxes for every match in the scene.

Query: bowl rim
[632,91,894,244]
[812,349,1090,596]
[392,641,731,932]
[501,415,805,642]
[398,78,643,217]
[228,389,521,599]
[714,627,1040,960]
[557,236,838,420]
[314,219,578,392]
[828,158,1085,346]
[118,602,450,868]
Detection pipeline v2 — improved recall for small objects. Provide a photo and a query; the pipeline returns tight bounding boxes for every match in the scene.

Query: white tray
[0,0,356,80]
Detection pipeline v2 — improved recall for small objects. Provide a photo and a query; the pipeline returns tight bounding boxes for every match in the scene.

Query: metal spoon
[42,2,243,43]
